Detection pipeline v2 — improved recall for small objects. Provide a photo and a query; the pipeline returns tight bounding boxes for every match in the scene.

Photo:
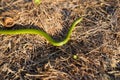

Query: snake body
[0,18,82,46]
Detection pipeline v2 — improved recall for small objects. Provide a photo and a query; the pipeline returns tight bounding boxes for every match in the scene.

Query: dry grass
[0,0,120,80]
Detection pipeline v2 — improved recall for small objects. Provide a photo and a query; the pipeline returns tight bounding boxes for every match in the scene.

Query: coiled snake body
[0,18,83,46]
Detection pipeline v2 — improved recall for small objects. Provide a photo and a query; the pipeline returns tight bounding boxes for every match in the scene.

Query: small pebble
[73,55,78,59]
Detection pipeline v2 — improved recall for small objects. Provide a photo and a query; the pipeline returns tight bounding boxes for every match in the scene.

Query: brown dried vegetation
[0,0,120,80]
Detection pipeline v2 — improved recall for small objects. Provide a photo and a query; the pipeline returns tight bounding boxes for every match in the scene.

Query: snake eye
[3,17,14,28]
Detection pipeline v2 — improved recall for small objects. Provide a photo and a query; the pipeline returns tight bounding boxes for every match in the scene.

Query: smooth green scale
[0,18,83,46]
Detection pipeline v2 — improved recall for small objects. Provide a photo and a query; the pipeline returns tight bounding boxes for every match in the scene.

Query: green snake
[0,18,83,46]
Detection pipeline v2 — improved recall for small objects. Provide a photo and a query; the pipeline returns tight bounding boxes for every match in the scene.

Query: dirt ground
[0,0,120,80]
